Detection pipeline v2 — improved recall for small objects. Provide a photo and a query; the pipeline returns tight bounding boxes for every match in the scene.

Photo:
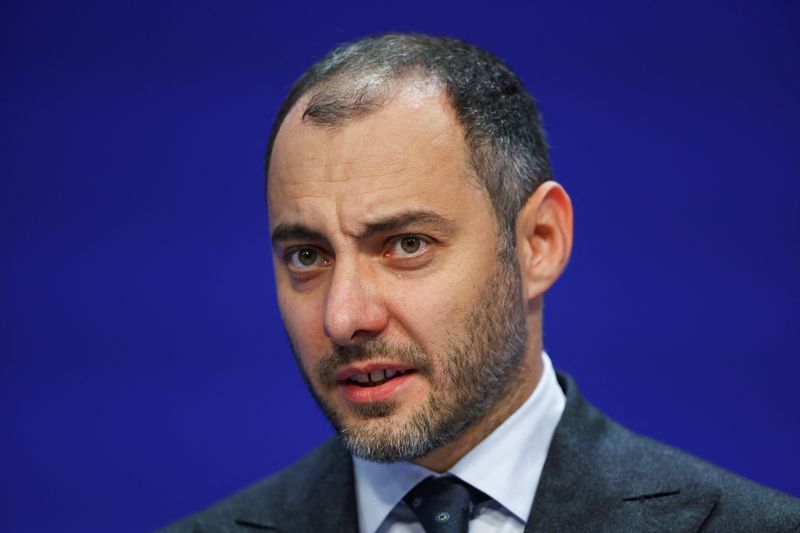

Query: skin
[267,78,573,472]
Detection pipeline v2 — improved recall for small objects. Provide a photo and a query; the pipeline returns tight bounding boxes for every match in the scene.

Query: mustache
[316,338,432,385]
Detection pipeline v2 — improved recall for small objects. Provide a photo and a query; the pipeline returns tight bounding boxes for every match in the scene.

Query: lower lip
[338,372,416,404]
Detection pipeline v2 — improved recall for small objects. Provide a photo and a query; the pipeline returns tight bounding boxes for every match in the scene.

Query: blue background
[1,1,798,532]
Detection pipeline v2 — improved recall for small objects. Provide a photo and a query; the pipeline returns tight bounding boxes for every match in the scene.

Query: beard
[289,255,528,463]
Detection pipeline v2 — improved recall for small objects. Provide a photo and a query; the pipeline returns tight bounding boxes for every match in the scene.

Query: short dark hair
[265,33,553,247]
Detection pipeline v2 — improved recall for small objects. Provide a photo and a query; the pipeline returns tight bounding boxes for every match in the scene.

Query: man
[162,34,800,532]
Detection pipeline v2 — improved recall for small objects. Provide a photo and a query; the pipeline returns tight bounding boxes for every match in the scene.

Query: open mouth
[335,364,418,403]
[346,369,415,387]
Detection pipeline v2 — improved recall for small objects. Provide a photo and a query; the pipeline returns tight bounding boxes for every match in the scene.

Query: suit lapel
[235,438,359,532]
[525,374,719,533]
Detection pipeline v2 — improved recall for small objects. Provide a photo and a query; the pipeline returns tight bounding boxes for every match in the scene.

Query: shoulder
[615,425,800,531]
[156,437,355,533]
[606,410,800,529]
[542,373,800,532]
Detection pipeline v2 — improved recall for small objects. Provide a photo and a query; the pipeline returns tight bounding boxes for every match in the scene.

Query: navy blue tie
[403,475,488,533]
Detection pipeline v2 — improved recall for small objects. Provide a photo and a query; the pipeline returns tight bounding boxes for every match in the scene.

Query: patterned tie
[403,475,488,533]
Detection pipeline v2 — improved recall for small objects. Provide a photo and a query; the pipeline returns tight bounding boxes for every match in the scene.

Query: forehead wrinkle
[279,151,416,201]
[280,176,406,203]
[276,145,415,190]
[343,181,406,198]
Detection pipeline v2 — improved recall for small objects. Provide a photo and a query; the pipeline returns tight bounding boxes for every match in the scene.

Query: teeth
[348,369,409,386]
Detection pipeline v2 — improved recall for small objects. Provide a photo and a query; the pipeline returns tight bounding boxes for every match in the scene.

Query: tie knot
[403,476,487,533]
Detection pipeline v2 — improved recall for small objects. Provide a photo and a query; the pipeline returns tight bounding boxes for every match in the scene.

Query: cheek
[388,271,482,349]
[276,285,328,366]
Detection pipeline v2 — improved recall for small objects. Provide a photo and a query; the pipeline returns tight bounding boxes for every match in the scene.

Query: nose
[323,259,389,346]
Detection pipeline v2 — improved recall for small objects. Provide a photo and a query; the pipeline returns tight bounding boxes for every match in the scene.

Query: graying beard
[331,259,528,463]
[338,395,453,462]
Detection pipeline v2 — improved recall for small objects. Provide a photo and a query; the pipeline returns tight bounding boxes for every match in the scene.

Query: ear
[515,181,574,302]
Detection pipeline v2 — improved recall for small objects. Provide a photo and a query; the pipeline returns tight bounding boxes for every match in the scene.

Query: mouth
[335,363,418,403]
[344,368,414,387]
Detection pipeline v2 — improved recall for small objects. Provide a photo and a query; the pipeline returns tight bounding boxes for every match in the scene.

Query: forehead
[267,81,487,233]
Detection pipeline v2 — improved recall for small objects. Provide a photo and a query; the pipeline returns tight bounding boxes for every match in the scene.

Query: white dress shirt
[353,351,566,533]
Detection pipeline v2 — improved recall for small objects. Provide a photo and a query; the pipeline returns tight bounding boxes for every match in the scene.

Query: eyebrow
[270,210,455,251]
[271,224,328,251]
[357,210,455,240]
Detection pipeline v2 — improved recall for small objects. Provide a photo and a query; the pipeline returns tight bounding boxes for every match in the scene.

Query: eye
[390,235,429,256]
[288,247,326,270]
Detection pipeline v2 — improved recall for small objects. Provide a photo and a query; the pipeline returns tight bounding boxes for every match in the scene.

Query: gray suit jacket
[160,374,800,532]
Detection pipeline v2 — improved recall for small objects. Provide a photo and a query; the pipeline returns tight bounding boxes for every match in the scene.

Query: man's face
[267,81,531,463]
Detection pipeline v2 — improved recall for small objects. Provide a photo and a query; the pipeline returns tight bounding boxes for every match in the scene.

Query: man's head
[266,34,572,471]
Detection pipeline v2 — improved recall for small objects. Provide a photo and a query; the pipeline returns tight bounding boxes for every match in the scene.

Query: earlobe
[515,182,574,301]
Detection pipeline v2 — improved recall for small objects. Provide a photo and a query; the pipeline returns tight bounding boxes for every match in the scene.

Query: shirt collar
[353,351,566,533]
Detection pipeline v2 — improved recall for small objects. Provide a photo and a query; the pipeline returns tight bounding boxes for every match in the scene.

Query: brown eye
[298,249,317,265]
[388,235,429,258]
[290,248,322,269]
[400,236,420,254]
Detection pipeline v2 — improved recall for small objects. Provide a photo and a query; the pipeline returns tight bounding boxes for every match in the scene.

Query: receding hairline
[268,73,462,176]
[276,70,444,139]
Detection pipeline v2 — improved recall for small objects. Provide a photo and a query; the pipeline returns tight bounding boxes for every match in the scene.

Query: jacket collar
[235,437,359,532]
[525,373,719,533]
